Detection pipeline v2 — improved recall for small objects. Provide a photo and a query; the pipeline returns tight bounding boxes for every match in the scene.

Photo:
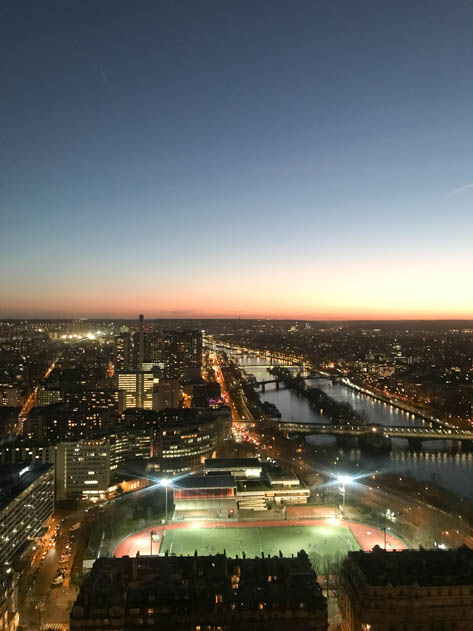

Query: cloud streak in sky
[446,181,473,197]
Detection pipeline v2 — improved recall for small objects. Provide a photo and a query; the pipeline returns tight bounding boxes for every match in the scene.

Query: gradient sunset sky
[1,1,472,319]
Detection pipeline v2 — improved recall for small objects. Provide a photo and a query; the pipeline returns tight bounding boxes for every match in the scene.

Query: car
[51,575,64,586]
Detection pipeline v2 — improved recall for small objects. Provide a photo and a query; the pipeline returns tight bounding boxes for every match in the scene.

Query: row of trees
[269,367,368,425]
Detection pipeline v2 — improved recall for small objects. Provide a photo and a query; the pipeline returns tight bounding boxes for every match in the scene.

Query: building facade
[0,387,21,408]
[0,569,19,631]
[114,333,130,373]
[71,551,328,631]
[150,408,232,475]
[0,464,54,566]
[108,429,152,470]
[0,443,56,466]
[155,378,180,411]
[163,329,202,381]
[339,547,473,631]
[117,372,154,410]
[55,440,110,502]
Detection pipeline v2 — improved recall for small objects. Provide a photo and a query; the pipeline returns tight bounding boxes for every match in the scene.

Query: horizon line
[2,315,473,322]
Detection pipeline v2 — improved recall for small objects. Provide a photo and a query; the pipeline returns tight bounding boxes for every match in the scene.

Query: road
[19,357,59,421]
[19,509,91,630]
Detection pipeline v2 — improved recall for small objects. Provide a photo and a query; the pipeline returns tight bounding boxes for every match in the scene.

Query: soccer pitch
[159,525,359,566]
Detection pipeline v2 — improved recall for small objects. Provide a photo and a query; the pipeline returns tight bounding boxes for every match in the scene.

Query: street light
[160,478,171,524]
[337,475,352,516]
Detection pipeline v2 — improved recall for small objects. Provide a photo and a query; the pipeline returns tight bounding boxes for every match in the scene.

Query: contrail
[446,181,473,198]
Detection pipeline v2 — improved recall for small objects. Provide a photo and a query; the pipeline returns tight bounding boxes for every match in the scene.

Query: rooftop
[205,458,262,470]
[175,475,236,489]
[71,551,326,620]
[346,546,473,587]
[0,463,52,513]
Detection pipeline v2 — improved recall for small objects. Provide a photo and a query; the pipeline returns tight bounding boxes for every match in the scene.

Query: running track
[113,518,405,558]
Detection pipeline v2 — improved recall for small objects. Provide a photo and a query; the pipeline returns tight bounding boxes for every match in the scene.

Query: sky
[1,0,472,319]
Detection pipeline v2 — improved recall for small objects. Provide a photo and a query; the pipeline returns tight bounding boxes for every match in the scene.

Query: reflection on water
[223,348,473,499]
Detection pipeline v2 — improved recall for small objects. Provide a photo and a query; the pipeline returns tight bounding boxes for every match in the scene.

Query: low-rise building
[71,551,328,631]
[0,464,54,566]
[174,458,309,519]
[205,457,262,478]
[339,546,473,631]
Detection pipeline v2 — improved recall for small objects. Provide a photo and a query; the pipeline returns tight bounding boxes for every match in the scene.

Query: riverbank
[268,366,367,425]
[337,377,450,427]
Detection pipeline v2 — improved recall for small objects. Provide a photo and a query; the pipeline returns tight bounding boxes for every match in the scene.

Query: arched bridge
[277,421,473,442]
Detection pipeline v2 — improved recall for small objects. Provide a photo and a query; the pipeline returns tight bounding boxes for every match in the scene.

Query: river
[222,348,473,500]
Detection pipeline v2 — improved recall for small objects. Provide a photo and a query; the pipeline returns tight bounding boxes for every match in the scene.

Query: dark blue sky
[1,1,472,317]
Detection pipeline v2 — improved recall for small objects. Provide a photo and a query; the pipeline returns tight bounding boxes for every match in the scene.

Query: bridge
[254,375,324,391]
[243,362,306,368]
[277,421,473,442]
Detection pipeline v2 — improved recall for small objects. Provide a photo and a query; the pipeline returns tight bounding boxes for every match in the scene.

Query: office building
[117,372,154,409]
[0,569,19,631]
[114,333,130,373]
[64,388,126,416]
[71,551,328,631]
[0,442,56,466]
[108,428,152,470]
[37,387,62,407]
[0,464,54,566]
[163,329,202,381]
[150,408,231,475]
[339,546,473,631]
[55,440,110,502]
[155,378,180,411]
[24,401,116,443]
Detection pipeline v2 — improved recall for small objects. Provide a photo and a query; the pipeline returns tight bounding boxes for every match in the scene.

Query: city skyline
[2,1,473,319]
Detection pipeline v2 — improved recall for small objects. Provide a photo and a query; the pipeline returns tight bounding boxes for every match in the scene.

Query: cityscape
[1,317,473,629]
[2,1,473,631]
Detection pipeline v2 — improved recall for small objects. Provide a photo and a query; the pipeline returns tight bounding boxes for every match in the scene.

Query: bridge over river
[254,375,325,391]
[278,421,473,447]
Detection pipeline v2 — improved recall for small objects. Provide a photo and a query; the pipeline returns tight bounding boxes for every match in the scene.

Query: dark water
[224,349,473,499]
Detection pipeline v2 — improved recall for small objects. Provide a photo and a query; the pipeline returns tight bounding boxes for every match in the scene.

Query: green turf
[159,525,359,569]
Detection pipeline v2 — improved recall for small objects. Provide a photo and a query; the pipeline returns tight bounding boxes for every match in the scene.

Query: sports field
[159,524,358,564]
[113,519,405,562]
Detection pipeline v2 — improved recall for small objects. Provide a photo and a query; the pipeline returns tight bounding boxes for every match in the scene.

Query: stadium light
[337,475,352,516]
[160,478,172,523]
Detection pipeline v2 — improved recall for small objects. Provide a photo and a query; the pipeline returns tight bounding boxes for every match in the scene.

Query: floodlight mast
[160,478,171,524]
[337,475,352,516]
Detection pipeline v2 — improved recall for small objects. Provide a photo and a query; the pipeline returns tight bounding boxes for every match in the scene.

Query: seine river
[223,349,473,500]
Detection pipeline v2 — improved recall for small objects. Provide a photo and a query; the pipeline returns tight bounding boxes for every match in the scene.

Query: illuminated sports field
[113,519,405,562]
[159,525,359,563]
